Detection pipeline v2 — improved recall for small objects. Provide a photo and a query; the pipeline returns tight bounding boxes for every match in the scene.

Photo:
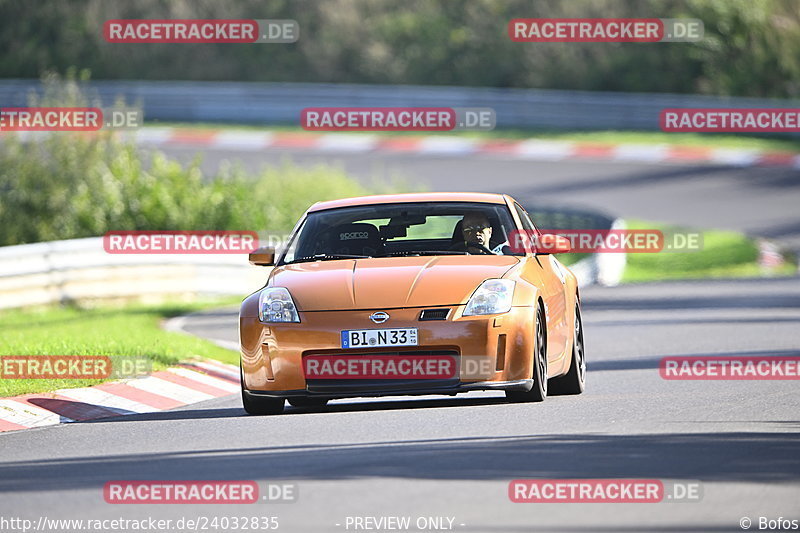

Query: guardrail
[2,79,798,133]
[0,237,269,310]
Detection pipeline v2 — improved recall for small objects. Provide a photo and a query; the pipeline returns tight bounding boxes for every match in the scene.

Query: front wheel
[549,302,586,395]
[506,305,547,403]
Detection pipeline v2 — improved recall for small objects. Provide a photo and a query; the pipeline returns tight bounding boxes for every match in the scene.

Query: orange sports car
[239,192,585,415]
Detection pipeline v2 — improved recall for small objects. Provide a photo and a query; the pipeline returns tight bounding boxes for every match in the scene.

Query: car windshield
[279,202,523,264]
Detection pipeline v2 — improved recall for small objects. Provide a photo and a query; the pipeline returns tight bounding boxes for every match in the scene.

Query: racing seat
[327,223,382,257]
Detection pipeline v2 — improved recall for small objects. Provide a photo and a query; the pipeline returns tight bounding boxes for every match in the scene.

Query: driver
[453,212,509,254]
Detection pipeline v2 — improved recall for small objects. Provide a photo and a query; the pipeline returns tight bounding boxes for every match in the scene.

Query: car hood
[270,256,520,311]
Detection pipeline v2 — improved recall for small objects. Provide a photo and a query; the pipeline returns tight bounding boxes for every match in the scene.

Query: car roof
[308,192,511,212]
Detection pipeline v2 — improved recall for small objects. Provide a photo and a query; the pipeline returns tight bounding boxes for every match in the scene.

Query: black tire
[506,305,547,403]
[288,397,329,408]
[549,302,586,395]
[241,366,285,415]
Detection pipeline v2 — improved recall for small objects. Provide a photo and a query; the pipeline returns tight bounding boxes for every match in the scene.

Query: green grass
[0,299,241,397]
[621,220,797,283]
[149,121,800,153]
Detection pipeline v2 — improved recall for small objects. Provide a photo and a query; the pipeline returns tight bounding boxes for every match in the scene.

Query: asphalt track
[1,145,799,532]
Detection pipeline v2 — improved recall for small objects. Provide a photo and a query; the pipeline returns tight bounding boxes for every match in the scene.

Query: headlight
[463,279,515,316]
[258,287,300,323]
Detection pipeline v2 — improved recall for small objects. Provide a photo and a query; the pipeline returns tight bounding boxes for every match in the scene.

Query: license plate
[341,328,418,349]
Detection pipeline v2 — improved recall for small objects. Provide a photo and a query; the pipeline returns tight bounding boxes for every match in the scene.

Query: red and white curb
[123,128,800,168]
[6,127,799,168]
[0,359,239,434]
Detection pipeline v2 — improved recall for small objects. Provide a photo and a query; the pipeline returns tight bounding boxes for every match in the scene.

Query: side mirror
[248,247,276,266]
[537,234,571,255]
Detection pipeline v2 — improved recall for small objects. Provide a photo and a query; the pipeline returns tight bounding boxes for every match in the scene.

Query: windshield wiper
[283,253,370,265]
[378,250,469,257]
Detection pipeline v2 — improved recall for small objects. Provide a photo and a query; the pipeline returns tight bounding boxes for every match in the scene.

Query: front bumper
[240,304,535,397]
[243,379,534,401]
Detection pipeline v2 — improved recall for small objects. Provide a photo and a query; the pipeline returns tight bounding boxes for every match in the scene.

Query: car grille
[304,350,460,394]
[418,308,450,321]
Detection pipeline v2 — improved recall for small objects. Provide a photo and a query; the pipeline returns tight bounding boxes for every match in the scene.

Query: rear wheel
[506,305,547,403]
[549,302,586,395]
[288,397,329,408]
[241,366,285,415]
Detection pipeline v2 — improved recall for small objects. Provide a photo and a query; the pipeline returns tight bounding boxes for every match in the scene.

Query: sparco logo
[340,232,369,240]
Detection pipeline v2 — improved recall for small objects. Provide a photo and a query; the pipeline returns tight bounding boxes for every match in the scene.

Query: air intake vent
[419,308,450,321]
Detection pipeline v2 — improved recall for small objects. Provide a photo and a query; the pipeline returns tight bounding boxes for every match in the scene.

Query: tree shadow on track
[1,428,798,493]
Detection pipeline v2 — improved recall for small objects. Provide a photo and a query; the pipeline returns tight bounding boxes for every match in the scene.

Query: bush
[0,76,384,246]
